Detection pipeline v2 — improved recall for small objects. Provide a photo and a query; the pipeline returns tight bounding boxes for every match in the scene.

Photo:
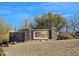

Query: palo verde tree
[31,12,67,32]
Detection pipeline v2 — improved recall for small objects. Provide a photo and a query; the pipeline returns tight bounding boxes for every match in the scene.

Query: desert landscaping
[3,39,79,56]
[0,2,79,56]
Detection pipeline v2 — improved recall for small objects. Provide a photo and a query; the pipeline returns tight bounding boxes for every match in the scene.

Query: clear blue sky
[0,2,79,28]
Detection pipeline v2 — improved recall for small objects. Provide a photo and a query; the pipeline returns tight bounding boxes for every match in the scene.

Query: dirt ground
[3,39,79,56]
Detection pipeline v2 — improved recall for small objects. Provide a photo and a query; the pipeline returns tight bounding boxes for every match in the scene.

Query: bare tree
[71,15,79,32]
[66,15,79,32]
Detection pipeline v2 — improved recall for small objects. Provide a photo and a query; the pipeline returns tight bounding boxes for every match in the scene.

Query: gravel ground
[3,39,79,56]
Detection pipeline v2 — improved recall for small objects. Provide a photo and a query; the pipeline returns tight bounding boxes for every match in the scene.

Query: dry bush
[70,31,79,39]
[57,32,73,40]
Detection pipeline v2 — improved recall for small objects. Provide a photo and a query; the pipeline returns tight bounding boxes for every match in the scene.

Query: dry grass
[3,39,79,56]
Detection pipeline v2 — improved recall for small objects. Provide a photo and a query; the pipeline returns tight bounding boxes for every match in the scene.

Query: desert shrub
[57,32,73,40]
[71,32,79,39]
[0,33,9,46]
[0,33,9,41]
[0,46,5,56]
[0,19,10,45]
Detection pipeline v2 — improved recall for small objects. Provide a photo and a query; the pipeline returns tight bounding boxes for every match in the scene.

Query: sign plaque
[33,31,49,39]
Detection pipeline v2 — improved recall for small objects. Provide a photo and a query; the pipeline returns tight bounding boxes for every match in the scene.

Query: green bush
[0,46,5,56]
